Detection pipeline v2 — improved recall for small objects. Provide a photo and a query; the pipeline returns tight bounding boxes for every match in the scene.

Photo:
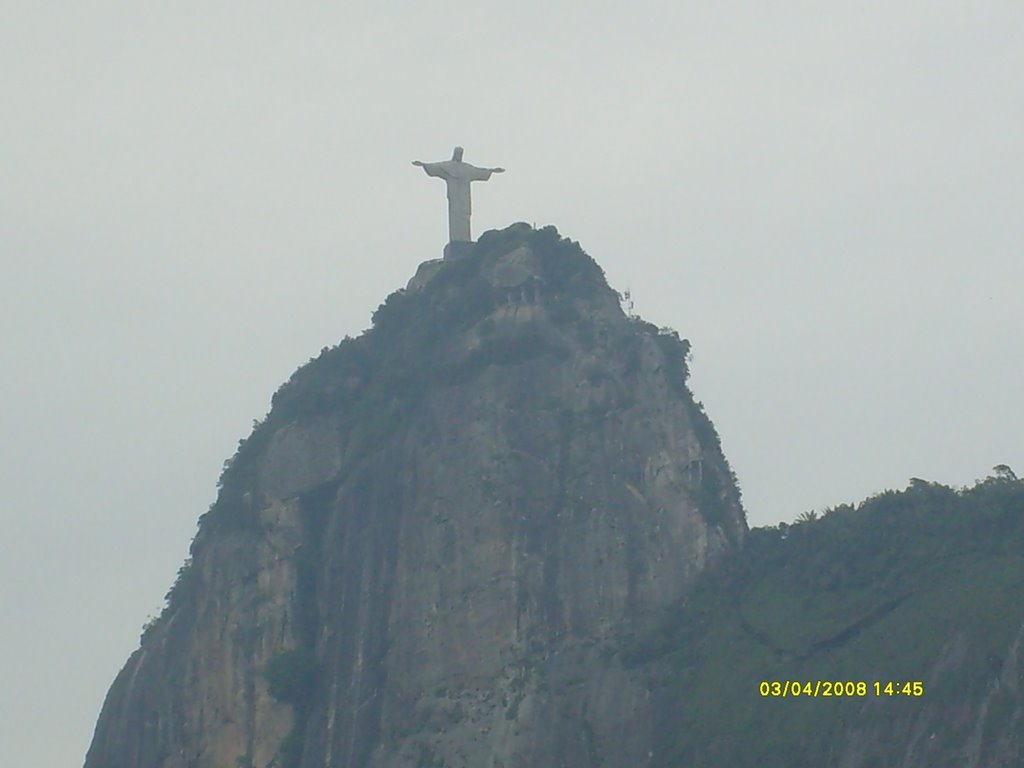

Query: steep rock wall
[84,225,745,768]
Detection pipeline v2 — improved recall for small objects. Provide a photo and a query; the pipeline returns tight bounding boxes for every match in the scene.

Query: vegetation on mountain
[634,469,1024,767]
[263,649,318,768]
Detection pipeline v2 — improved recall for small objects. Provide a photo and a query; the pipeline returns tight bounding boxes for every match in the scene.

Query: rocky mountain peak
[85,224,745,768]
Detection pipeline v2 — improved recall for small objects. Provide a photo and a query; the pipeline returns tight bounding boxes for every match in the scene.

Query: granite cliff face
[84,225,745,768]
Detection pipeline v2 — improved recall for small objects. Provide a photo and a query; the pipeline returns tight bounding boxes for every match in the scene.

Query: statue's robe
[418,160,497,242]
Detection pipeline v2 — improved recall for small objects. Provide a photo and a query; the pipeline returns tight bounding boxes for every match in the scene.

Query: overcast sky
[2,2,1022,764]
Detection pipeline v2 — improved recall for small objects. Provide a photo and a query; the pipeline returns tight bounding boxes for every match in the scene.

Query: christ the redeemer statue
[413,147,504,244]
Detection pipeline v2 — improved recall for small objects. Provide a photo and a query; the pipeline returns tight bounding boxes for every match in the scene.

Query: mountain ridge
[85,223,1022,767]
[640,471,1024,767]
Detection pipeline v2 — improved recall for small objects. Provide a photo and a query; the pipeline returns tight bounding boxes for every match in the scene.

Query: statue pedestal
[443,241,474,262]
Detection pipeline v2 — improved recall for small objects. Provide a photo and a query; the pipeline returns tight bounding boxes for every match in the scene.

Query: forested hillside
[639,469,1024,767]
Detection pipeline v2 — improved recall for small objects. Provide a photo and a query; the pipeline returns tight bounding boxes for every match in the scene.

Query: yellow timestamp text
[758,681,925,698]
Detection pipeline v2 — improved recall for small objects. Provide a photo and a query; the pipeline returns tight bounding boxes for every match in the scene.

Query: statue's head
[452,146,464,161]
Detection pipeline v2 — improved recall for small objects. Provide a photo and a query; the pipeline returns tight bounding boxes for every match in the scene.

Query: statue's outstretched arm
[414,160,451,180]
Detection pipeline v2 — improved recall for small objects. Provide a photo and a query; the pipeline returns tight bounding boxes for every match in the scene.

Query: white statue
[413,147,505,243]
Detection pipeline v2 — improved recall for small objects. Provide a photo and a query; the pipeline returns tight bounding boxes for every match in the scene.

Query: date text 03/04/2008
[759,681,925,698]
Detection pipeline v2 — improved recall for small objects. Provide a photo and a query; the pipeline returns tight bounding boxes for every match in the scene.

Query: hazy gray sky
[2,2,1021,764]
